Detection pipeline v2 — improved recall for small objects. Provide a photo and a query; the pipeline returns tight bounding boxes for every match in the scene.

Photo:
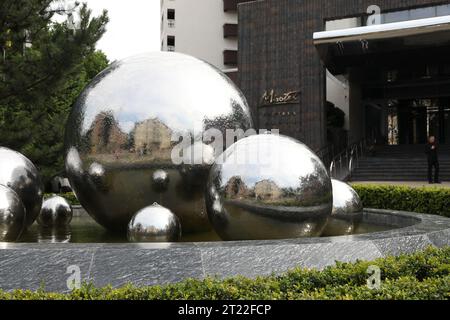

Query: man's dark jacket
[425,143,439,163]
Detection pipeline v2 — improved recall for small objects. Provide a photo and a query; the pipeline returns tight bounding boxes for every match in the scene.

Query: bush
[0,247,449,300]
[352,184,450,218]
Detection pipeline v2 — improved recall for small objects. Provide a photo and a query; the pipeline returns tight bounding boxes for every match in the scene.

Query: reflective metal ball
[152,170,169,192]
[127,203,182,242]
[0,184,26,242]
[0,147,43,226]
[206,134,333,241]
[322,179,363,236]
[64,52,253,232]
[37,196,73,227]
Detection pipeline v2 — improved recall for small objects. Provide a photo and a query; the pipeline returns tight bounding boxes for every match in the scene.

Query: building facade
[238,0,450,152]
[160,0,248,80]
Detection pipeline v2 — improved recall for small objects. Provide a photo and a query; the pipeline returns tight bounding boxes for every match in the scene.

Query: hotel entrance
[383,98,450,145]
[314,10,450,148]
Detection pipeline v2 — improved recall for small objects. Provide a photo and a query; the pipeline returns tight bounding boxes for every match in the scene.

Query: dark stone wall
[238,0,450,151]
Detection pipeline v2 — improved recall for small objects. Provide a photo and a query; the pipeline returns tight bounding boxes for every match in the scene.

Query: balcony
[223,0,248,12]
[223,50,238,66]
[223,23,238,38]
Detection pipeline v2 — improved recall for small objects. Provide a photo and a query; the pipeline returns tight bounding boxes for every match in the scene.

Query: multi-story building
[239,0,450,152]
[160,0,247,82]
[159,0,349,132]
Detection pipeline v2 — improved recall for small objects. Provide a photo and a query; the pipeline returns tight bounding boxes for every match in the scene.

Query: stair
[350,145,450,182]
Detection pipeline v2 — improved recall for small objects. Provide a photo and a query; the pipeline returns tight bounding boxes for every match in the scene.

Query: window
[382,11,409,24]
[327,4,450,31]
[437,4,450,16]
[167,35,175,51]
[167,9,175,20]
[167,36,175,46]
[167,9,175,27]
[224,23,238,38]
[224,0,248,12]
[410,7,435,20]
[223,50,238,66]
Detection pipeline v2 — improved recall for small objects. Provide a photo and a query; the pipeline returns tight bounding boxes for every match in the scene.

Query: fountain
[0,52,449,292]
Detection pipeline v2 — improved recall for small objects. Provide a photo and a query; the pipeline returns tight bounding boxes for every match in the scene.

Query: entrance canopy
[314,15,450,74]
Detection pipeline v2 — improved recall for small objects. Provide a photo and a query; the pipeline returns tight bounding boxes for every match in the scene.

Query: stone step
[349,145,450,181]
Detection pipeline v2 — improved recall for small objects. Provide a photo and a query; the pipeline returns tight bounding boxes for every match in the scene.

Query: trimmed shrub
[352,184,450,217]
[0,247,449,300]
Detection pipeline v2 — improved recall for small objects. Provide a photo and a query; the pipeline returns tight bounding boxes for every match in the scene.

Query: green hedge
[352,184,450,218]
[0,247,449,300]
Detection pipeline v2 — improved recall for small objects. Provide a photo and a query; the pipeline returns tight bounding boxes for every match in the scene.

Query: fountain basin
[0,207,449,293]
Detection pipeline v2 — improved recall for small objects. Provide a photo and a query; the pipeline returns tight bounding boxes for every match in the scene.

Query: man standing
[425,136,440,184]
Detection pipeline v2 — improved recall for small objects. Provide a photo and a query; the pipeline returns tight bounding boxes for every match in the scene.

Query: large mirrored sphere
[127,203,181,242]
[206,134,333,241]
[0,147,43,226]
[64,52,253,232]
[37,196,73,227]
[322,179,363,237]
[0,184,26,242]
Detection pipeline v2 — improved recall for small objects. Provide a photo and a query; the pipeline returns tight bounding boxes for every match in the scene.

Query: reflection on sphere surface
[206,134,333,241]
[64,52,253,232]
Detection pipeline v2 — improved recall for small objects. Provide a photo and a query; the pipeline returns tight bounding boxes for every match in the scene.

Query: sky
[83,0,161,61]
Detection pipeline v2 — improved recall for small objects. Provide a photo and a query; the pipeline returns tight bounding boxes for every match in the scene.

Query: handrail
[315,144,335,168]
[329,139,368,181]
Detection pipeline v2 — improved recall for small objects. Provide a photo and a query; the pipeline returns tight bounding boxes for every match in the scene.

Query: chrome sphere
[206,134,333,241]
[127,203,182,242]
[0,147,43,226]
[37,196,73,227]
[322,179,363,236]
[152,169,169,192]
[64,52,253,232]
[0,185,26,242]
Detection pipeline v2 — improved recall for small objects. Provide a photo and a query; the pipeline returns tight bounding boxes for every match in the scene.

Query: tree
[0,1,109,187]
[0,0,108,103]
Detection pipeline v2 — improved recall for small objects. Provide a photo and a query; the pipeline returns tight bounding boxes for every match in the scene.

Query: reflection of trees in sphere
[206,134,333,241]
[37,196,73,227]
[322,179,363,237]
[127,203,181,242]
[64,52,253,232]
[0,184,26,242]
[0,147,43,227]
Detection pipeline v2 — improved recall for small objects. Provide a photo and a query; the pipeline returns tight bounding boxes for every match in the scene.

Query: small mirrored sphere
[206,134,333,241]
[0,184,26,242]
[322,179,363,237]
[64,52,253,232]
[152,170,169,192]
[127,203,182,242]
[0,147,43,226]
[37,196,73,227]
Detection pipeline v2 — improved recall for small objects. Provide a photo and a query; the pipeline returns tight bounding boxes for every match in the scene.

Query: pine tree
[0,1,109,187]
